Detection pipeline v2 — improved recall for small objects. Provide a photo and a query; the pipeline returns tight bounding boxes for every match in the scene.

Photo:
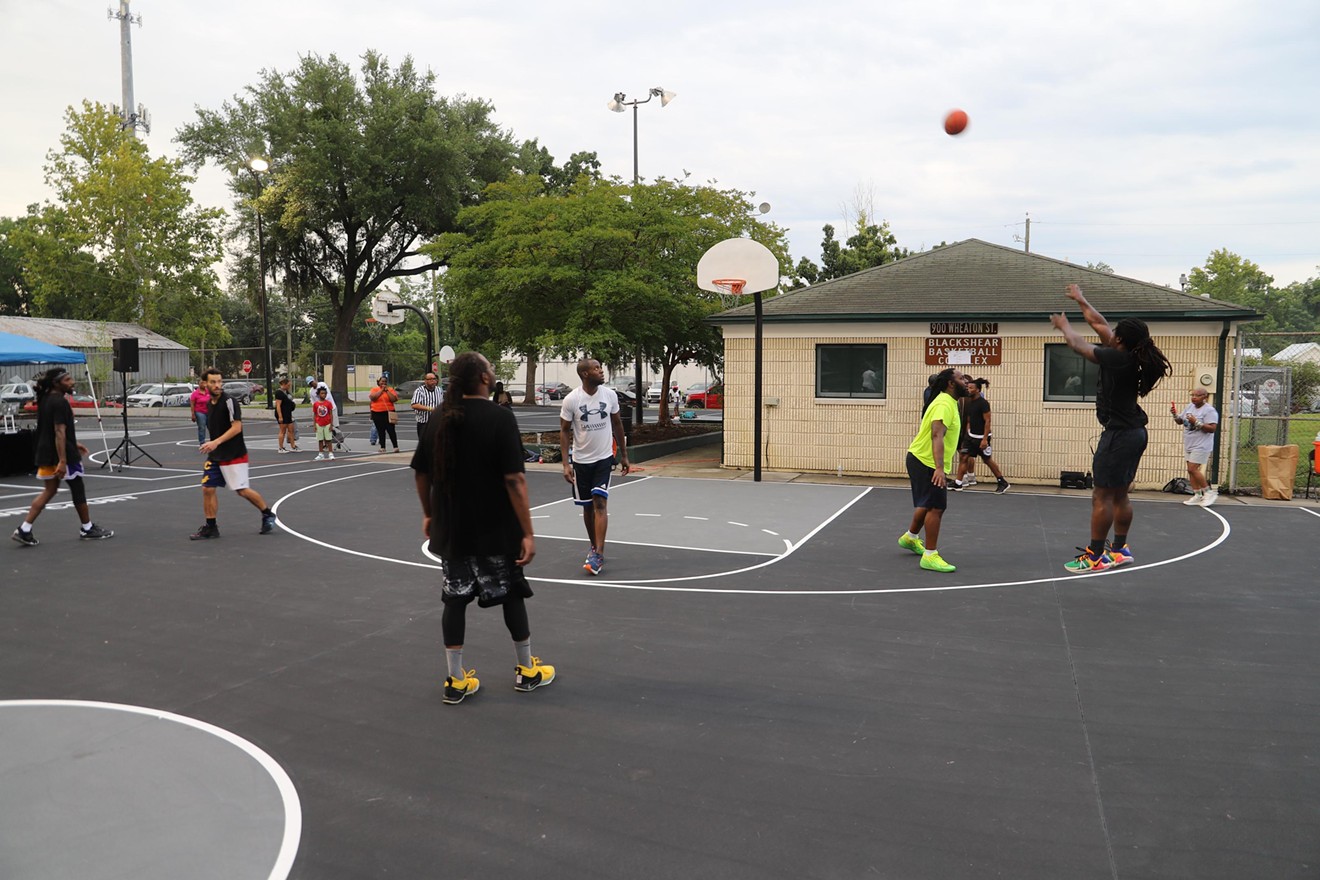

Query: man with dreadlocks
[410,352,554,705]
[11,368,114,546]
[1051,283,1172,573]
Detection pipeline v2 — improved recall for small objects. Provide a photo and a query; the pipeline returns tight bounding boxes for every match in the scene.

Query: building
[1271,342,1320,366]
[0,317,190,393]
[710,239,1258,489]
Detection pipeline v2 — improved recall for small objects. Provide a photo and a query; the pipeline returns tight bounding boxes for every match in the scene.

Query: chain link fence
[1226,331,1320,497]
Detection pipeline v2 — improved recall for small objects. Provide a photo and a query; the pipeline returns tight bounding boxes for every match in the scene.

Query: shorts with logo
[965,433,993,460]
[202,457,251,491]
[1093,427,1148,488]
[1185,448,1210,466]
[571,456,614,506]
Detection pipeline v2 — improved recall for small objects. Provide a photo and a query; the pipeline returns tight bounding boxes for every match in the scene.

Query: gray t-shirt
[1180,401,1218,454]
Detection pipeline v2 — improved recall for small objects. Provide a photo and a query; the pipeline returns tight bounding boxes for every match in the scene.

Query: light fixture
[607,92,627,113]
[249,157,269,173]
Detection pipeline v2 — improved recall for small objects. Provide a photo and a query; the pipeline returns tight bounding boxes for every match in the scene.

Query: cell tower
[107,1,150,136]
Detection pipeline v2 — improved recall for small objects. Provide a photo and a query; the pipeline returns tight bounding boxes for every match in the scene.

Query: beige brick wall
[720,323,1233,489]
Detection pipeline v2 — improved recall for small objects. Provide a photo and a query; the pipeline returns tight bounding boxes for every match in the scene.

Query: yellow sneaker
[919,551,956,572]
[898,533,926,555]
[514,657,556,693]
[443,669,480,704]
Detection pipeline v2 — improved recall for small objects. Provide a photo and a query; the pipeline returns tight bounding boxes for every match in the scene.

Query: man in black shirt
[191,368,277,540]
[274,377,299,453]
[11,368,113,545]
[1051,284,1171,573]
[951,378,1010,494]
[410,352,554,705]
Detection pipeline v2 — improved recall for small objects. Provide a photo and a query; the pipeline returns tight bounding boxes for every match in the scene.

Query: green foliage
[0,216,34,315]
[433,172,792,422]
[177,51,518,395]
[793,214,910,286]
[13,102,227,345]
[1188,249,1320,336]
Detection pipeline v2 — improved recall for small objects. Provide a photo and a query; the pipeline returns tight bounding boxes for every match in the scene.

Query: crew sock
[445,648,465,681]
[514,638,533,669]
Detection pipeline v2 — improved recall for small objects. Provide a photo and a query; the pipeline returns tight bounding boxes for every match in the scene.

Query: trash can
[1257,444,1299,500]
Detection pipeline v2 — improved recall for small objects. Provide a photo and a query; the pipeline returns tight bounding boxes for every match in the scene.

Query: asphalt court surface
[2,415,1318,879]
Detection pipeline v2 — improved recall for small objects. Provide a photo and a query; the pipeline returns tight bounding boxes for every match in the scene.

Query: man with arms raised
[560,359,630,576]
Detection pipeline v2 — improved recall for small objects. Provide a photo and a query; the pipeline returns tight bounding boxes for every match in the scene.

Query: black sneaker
[995,480,1011,495]
[949,479,965,491]
[79,524,114,540]
[260,513,276,534]
[189,524,220,540]
[11,528,38,547]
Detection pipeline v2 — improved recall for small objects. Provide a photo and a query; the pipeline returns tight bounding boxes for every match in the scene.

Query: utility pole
[108,1,150,136]
[1012,212,1031,253]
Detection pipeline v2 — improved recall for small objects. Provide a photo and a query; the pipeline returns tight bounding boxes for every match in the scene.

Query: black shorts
[571,457,614,506]
[1093,427,1148,488]
[964,434,992,460]
[439,554,533,607]
[906,452,948,511]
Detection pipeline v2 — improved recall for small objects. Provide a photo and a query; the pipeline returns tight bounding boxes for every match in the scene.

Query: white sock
[904,531,920,542]
[19,522,33,534]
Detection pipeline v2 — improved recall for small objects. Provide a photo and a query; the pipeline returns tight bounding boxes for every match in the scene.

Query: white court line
[512,533,780,557]
[1299,507,1320,519]
[0,699,301,880]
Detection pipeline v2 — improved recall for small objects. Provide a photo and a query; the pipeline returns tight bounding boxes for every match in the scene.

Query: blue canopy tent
[0,330,87,366]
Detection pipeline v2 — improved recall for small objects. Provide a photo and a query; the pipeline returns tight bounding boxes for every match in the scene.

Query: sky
[3,0,1319,291]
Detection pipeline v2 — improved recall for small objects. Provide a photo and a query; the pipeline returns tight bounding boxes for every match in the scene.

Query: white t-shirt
[560,385,619,464]
[1180,401,1219,455]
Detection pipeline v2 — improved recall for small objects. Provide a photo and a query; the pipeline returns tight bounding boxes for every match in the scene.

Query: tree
[15,102,227,345]
[793,212,909,287]
[178,51,518,398]
[435,174,792,424]
[0,216,35,315]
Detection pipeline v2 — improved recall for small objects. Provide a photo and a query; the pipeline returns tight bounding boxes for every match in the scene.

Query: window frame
[814,343,888,400]
[1043,343,1099,402]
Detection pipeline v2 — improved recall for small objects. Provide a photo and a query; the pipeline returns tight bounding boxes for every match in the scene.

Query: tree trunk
[523,348,538,403]
[331,309,355,406]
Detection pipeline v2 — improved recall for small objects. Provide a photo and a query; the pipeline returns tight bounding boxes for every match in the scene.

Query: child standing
[311,387,336,461]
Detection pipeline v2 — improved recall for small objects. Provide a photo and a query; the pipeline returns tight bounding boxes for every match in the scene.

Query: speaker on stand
[103,338,161,470]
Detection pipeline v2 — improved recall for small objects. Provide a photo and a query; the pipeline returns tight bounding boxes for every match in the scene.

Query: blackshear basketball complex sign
[925,322,1002,366]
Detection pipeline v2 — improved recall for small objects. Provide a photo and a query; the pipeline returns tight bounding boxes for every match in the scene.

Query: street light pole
[609,87,675,427]
[248,157,275,409]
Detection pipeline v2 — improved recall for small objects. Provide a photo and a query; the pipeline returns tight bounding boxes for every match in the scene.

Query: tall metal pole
[109,1,149,136]
[631,103,644,428]
[255,209,274,409]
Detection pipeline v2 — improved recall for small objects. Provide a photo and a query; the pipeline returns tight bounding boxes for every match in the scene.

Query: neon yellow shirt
[908,392,961,472]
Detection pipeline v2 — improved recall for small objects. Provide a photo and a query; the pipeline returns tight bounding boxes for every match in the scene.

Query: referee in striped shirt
[410,372,442,439]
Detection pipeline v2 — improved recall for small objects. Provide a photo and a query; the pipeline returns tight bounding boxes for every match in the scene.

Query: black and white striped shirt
[411,384,442,424]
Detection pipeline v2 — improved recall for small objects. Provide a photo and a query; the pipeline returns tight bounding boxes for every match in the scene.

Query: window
[816,344,886,398]
[1044,344,1099,401]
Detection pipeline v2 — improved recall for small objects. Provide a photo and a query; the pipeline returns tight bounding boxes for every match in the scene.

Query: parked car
[222,381,254,403]
[607,376,651,398]
[127,383,196,408]
[536,382,572,401]
[104,383,153,405]
[22,394,113,413]
[685,381,724,409]
[394,379,425,400]
[1,382,36,408]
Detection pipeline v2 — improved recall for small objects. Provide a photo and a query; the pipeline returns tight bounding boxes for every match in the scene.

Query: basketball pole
[754,291,763,482]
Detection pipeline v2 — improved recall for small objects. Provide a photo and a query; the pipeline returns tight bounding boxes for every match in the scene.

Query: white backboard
[696,238,779,295]
[370,290,405,325]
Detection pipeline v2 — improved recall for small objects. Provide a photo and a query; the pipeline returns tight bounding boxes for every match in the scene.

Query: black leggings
[370,410,399,449]
[442,594,529,646]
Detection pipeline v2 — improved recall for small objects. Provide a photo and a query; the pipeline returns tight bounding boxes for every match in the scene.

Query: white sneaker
[1183,492,1203,505]
[327,453,335,460]
[314,453,325,461]
[1198,489,1218,507]
[964,475,977,486]
[277,448,289,454]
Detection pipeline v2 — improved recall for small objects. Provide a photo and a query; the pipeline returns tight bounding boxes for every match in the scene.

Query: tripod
[103,369,161,470]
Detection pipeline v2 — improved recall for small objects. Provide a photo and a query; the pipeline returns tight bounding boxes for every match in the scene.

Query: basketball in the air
[944,109,969,136]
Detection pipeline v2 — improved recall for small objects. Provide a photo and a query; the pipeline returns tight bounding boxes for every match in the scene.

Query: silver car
[127,383,195,407]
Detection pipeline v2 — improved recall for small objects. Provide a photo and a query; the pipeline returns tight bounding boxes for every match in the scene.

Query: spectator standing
[410,372,442,440]
[410,352,554,705]
[952,378,1010,494]
[274,377,299,453]
[189,384,210,446]
[11,368,114,546]
[1171,389,1219,506]
[311,387,336,461]
[369,375,400,453]
[191,368,276,540]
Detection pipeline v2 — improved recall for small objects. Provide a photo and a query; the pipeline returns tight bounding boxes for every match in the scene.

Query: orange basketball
[944,109,969,136]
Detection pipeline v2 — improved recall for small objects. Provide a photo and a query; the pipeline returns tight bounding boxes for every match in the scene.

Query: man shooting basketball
[1050,284,1171,573]
[560,358,630,576]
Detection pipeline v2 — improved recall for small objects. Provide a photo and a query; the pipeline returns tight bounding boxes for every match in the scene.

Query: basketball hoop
[711,278,746,309]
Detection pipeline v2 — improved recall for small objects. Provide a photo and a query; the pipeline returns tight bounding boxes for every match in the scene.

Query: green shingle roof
[712,239,1258,324]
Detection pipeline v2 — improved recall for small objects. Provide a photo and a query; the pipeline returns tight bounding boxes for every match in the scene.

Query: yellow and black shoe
[514,658,556,693]
[443,670,480,705]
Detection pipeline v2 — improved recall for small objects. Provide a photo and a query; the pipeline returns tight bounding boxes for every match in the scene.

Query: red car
[684,382,723,409]
[22,394,119,412]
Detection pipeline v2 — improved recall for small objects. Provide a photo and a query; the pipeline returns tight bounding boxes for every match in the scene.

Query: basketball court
[1,414,1317,879]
